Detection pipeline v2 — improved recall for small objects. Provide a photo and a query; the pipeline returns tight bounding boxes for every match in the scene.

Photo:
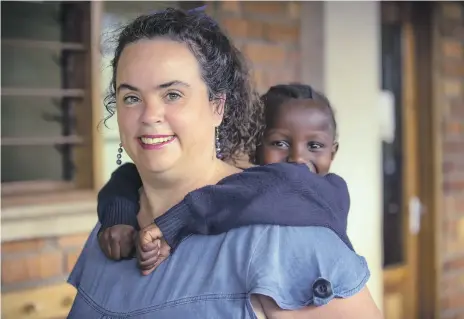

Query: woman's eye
[165,92,182,102]
[123,96,140,105]
[271,141,289,148]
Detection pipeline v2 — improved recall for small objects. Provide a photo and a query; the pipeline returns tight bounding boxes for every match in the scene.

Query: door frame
[413,2,441,318]
[381,2,439,318]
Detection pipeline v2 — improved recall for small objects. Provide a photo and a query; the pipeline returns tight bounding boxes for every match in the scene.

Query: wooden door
[381,3,422,319]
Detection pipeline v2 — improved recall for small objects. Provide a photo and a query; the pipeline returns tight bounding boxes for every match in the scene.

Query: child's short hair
[260,83,338,140]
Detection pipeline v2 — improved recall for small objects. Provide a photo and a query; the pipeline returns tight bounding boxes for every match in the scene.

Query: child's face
[258,99,338,175]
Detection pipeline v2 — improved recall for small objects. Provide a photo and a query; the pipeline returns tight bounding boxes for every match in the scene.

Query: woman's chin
[136,156,181,174]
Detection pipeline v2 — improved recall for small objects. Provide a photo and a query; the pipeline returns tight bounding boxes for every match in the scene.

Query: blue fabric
[67,223,370,318]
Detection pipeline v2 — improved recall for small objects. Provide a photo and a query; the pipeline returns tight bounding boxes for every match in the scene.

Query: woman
[68,8,381,318]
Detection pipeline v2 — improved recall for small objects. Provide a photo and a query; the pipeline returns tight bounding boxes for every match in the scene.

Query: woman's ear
[212,93,226,126]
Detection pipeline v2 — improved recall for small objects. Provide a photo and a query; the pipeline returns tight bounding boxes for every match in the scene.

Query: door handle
[409,196,423,235]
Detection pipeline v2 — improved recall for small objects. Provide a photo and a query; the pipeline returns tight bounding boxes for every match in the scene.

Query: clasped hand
[98,224,171,275]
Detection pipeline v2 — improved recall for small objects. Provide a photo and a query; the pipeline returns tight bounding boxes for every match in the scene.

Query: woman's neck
[139,158,238,220]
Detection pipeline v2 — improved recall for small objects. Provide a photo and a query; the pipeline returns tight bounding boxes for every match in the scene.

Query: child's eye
[308,142,324,150]
[271,141,289,148]
[123,95,141,105]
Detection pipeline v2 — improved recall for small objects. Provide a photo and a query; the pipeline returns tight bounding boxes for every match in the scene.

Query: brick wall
[208,1,302,93]
[1,0,303,300]
[437,2,464,318]
[1,233,88,293]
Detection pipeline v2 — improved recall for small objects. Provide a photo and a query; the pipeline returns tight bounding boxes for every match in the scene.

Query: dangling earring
[116,142,123,165]
[215,127,222,159]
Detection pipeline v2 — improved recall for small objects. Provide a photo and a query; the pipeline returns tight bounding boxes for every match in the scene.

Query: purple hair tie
[187,5,207,14]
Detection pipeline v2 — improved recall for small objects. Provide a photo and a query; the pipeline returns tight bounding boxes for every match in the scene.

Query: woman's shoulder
[246,225,370,310]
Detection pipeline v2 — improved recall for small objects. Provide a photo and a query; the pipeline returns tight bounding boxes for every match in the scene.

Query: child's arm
[97,163,142,230]
[154,162,352,252]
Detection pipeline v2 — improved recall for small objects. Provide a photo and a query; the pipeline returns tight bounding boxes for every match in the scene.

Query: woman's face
[116,38,223,174]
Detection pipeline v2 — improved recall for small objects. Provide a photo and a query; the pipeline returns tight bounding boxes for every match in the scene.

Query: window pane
[1,1,81,186]
[2,145,63,183]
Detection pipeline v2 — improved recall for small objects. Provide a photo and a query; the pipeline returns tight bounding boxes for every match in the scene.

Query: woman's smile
[138,135,177,150]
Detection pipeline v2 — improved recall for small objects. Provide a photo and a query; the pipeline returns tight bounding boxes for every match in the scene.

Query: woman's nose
[141,99,164,124]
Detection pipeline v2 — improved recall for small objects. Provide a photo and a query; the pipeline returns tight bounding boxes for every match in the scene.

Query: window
[1,2,101,204]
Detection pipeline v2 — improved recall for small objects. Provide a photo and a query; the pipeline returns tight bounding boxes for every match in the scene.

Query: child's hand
[98,225,136,260]
[136,224,171,275]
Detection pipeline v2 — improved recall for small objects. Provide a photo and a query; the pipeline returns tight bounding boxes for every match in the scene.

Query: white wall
[323,2,384,309]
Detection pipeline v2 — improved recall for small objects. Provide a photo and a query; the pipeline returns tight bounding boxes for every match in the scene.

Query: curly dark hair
[103,7,264,163]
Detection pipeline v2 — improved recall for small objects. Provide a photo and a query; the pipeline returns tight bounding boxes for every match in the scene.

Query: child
[98,83,349,270]
[257,83,338,172]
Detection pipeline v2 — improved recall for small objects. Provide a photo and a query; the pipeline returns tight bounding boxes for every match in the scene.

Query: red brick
[443,60,464,77]
[444,180,464,194]
[57,233,88,248]
[1,252,63,284]
[443,218,457,237]
[444,141,464,153]
[222,17,247,38]
[450,100,464,118]
[443,237,461,256]
[65,250,81,273]
[458,218,464,241]
[247,20,265,38]
[220,1,241,14]
[1,239,45,254]
[443,79,462,98]
[441,272,464,294]
[243,43,286,65]
[444,161,456,174]
[441,290,464,311]
[205,4,215,17]
[442,3,463,20]
[438,2,464,316]
[265,23,300,43]
[252,69,265,91]
[242,1,287,16]
[287,2,301,20]
[446,196,464,216]
[446,121,463,135]
[443,40,463,58]
[221,18,265,39]
[441,21,464,39]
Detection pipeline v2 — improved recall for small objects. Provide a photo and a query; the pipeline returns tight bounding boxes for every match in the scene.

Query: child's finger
[140,246,160,261]
[141,267,156,276]
[141,239,160,252]
[106,244,112,259]
[138,255,159,270]
[120,240,134,258]
[98,230,111,259]
[110,240,121,260]
[138,248,160,269]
